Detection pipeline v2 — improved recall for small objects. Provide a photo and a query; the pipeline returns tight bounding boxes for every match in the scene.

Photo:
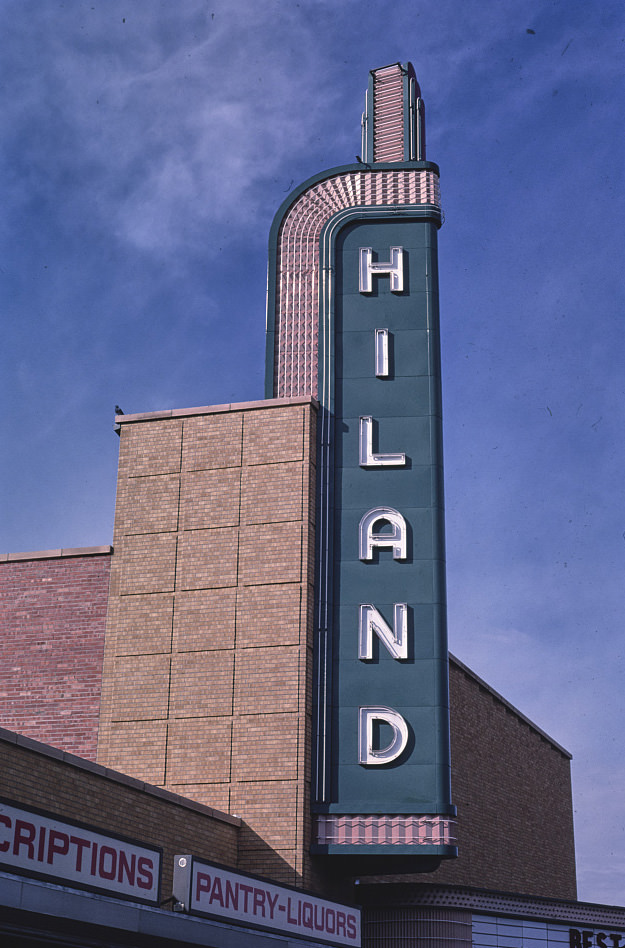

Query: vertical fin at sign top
[362,62,426,163]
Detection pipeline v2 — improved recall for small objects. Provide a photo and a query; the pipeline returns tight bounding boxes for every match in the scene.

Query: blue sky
[1,0,624,904]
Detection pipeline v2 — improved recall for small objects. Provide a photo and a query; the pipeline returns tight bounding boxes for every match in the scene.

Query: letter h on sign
[359,247,404,293]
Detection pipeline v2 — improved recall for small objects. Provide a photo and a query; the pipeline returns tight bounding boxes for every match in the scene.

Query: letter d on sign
[359,707,409,765]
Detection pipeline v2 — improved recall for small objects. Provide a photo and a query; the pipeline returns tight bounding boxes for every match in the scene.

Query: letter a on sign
[359,507,407,560]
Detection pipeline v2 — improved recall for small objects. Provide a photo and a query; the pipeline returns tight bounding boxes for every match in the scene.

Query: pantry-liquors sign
[173,855,360,946]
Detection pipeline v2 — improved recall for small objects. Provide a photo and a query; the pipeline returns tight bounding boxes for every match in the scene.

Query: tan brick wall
[98,398,318,889]
[0,727,239,900]
[370,656,577,901]
[428,656,577,899]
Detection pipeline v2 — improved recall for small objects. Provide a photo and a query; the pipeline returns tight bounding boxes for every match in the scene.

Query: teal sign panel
[326,217,452,817]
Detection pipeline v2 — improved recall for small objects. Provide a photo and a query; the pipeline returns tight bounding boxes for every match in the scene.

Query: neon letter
[359,247,404,293]
[359,603,408,659]
[375,328,389,377]
[359,506,407,560]
[359,416,406,467]
[358,707,409,765]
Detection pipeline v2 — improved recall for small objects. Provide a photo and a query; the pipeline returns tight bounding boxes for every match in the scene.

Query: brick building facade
[0,726,240,901]
[98,396,318,888]
[0,445,576,903]
[0,547,111,760]
[0,394,577,905]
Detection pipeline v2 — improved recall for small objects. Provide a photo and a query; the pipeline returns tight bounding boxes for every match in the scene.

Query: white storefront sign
[0,798,160,903]
[174,855,361,946]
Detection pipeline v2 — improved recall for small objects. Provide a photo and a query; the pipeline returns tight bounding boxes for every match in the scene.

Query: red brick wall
[0,549,111,760]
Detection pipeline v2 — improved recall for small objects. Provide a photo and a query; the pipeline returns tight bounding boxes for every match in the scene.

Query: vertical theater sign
[266,63,457,866]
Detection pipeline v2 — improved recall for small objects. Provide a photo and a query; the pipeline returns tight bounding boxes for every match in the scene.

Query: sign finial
[362,62,425,163]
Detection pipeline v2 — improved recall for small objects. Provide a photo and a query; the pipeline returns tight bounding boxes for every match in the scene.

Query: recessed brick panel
[110,654,171,721]
[180,468,241,530]
[166,718,233,784]
[235,584,303,647]
[119,419,182,476]
[243,407,304,465]
[230,781,300,849]
[170,651,235,717]
[113,593,173,655]
[182,413,243,471]
[238,522,302,586]
[119,534,177,595]
[173,588,236,651]
[101,721,168,785]
[116,474,180,535]
[241,462,303,525]
[234,648,301,715]
[176,528,239,590]
[168,782,232,814]
[232,714,299,782]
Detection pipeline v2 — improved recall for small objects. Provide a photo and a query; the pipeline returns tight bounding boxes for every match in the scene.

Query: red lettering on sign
[90,841,98,876]
[0,815,11,853]
[239,883,253,912]
[302,901,314,930]
[117,850,136,886]
[47,829,69,864]
[70,835,90,872]
[225,879,239,910]
[98,845,117,880]
[266,890,278,920]
[137,856,153,890]
[13,820,35,859]
[210,875,224,907]
[37,826,46,862]
[252,887,265,916]
[196,871,211,901]
[287,896,300,925]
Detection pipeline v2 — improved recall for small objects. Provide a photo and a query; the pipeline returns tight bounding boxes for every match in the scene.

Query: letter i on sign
[375,329,388,377]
